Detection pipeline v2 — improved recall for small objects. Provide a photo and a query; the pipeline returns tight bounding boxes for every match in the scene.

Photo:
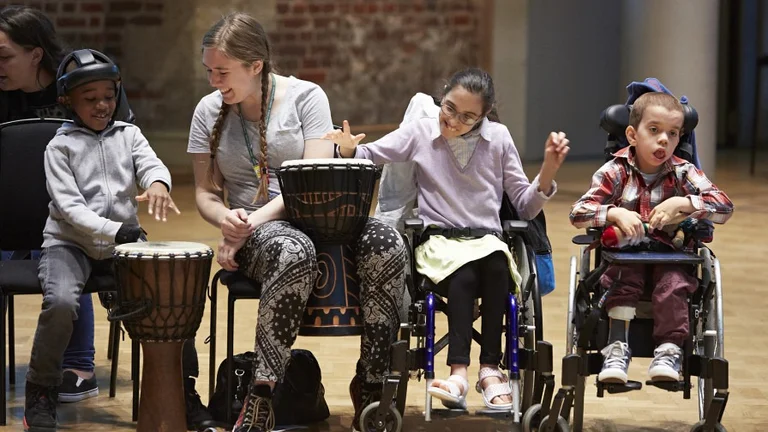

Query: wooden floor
[3,150,767,431]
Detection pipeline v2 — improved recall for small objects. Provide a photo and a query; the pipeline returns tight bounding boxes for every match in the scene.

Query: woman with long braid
[186,13,407,432]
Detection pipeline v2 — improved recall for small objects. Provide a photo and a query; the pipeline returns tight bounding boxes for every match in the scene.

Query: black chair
[207,269,262,426]
[0,118,127,425]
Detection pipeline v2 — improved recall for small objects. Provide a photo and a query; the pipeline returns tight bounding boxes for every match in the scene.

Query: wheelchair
[357,196,557,432]
[540,102,729,432]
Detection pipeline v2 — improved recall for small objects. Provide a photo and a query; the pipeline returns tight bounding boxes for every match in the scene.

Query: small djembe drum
[276,158,380,336]
[108,241,213,432]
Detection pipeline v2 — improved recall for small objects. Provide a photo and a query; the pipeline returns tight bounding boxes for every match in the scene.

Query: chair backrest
[0,118,67,251]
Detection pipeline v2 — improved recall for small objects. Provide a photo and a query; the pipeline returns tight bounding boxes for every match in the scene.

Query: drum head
[280,158,374,167]
[114,241,213,258]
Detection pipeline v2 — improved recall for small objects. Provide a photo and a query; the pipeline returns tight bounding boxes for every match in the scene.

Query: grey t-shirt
[187,76,333,212]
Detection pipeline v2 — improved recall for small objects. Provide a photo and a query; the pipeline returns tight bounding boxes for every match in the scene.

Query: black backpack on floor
[208,349,330,426]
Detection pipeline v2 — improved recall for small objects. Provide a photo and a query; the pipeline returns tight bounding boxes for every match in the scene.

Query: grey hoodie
[42,121,172,260]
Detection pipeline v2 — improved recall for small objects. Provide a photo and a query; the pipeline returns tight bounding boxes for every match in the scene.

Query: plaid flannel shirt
[570,147,733,250]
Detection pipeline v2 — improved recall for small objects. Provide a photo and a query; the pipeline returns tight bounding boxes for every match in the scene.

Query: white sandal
[475,367,513,411]
[427,374,469,410]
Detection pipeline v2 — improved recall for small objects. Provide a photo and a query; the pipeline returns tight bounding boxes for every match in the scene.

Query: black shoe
[184,378,215,431]
[57,371,98,403]
[24,381,57,432]
[350,375,383,432]
[232,384,275,432]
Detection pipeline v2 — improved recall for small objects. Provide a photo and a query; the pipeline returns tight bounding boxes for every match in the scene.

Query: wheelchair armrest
[502,220,528,233]
[404,218,424,233]
[572,228,602,245]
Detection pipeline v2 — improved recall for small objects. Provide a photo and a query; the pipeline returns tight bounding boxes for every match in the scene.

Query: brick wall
[2,0,488,130]
[272,0,489,124]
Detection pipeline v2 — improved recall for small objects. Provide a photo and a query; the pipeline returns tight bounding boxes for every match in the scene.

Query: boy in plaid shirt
[570,92,733,384]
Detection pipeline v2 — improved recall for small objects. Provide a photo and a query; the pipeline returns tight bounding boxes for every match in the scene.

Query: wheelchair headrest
[599,103,699,138]
[56,49,121,97]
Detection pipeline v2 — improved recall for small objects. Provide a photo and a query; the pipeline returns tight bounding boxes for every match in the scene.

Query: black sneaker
[23,381,57,431]
[350,375,383,432]
[57,370,98,403]
[232,384,275,432]
[184,378,215,431]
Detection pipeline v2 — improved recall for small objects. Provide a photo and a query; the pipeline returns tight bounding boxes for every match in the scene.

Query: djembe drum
[108,241,213,432]
[276,159,380,336]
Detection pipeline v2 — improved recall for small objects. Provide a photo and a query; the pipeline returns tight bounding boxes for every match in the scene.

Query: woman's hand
[217,237,247,271]
[322,120,365,157]
[220,208,254,242]
[136,182,181,222]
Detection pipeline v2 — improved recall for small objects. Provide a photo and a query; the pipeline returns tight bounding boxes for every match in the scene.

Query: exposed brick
[109,1,142,13]
[300,31,313,42]
[81,2,104,13]
[145,2,163,12]
[104,45,123,56]
[280,18,307,29]
[44,2,57,12]
[353,3,366,14]
[298,69,326,84]
[106,32,122,42]
[62,2,76,12]
[314,17,336,29]
[90,17,101,27]
[453,14,471,26]
[276,3,289,14]
[303,58,318,68]
[292,3,306,14]
[278,44,306,57]
[56,17,87,28]
[28,2,42,10]
[383,3,396,13]
[311,44,334,57]
[128,16,163,26]
[105,16,126,27]
[323,3,335,13]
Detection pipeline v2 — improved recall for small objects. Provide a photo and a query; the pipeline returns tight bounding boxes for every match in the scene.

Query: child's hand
[607,207,645,243]
[136,181,181,222]
[321,120,365,155]
[538,132,570,192]
[648,197,690,232]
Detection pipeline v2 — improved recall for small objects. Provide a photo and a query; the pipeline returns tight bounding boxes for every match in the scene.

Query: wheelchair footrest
[645,379,688,392]
[600,380,643,394]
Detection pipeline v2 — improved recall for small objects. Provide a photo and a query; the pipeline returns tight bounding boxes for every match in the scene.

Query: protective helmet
[56,49,124,129]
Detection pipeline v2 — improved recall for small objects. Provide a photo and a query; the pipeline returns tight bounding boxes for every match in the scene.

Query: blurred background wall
[3,0,765,179]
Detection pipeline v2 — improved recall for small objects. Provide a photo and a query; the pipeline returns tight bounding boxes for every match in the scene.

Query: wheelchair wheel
[539,414,570,432]
[514,236,543,341]
[521,403,542,432]
[689,420,727,432]
[359,401,403,432]
[695,248,725,421]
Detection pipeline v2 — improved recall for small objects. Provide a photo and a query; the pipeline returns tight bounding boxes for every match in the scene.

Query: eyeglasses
[440,102,480,126]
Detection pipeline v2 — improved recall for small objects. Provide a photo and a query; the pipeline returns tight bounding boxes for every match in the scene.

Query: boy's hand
[321,120,365,157]
[648,197,691,232]
[607,207,645,243]
[136,181,181,222]
[538,131,570,193]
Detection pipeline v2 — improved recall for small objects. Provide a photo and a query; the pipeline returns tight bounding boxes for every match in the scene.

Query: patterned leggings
[236,218,407,384]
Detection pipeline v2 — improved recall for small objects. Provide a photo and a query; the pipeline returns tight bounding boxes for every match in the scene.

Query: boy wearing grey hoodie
[23,49,179,432]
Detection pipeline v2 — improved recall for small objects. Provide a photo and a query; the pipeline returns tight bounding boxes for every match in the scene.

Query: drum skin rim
[113,241,213,259]
[280,158,374,167]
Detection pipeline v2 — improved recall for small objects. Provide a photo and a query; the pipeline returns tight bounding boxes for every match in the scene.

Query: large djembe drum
[276,159,380,336]
[108,241,213,432]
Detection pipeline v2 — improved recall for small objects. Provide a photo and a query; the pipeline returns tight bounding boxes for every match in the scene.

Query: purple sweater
[355,117,554,231]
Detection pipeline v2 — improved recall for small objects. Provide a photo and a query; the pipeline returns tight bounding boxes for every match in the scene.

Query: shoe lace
[602,341,629,369]
[242,394,275,432]
[652,346,681,369]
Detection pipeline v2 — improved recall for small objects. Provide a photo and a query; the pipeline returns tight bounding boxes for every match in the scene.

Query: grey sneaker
[598,341,631,384]
[648,343,683,381]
